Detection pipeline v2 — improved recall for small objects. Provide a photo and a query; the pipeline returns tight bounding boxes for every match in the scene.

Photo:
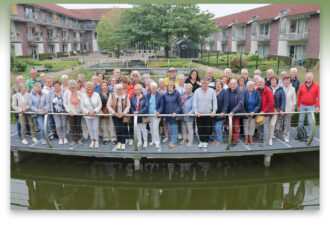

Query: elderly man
[297,72,319,139]
[257,78,275,147]
[39,72,47,88]
[25,69,41,92]
[78,73,86,88]
[290,67,300,93]
[193,78,217,148]
[265,69,274,87]
[205,68,216,88]
[91,75,101,93]
[113,68,121,83]
[254,69,262,77]
[241,68,249,85]
[42,76,56,138]
[165,67,179,85]
[11,75,25,97]
[278,71,287,87]
[228,79,245,146]
[224,68,232,79]
[42,76,53,95]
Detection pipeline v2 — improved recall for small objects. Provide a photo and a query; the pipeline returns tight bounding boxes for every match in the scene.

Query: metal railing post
[43,114,53,148]
[306,111,316,146]
[226,116,233,150]
[133,115,138,151]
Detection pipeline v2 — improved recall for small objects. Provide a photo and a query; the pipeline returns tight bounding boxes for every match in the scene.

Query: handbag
[101,107,109,119]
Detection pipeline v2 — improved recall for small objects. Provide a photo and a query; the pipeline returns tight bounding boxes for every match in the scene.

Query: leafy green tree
[119,4,217,58]
[96,9,123,58]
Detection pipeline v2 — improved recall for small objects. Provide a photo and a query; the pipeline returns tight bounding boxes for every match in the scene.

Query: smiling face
[229,79,237,91]
[206,70,213,80]
[30,70,37,80]
[17,76,24,84]
[168,70,176,78]
[86,84,94,93]
[19,85,27,94]
[46,78,53,87]
[190,71,197,80]
[167,81,174,91]
[201,80,208,90]
[54,83,61,92]
[101,82,108,91]
[34,83,41,93]
[69,83,77,92]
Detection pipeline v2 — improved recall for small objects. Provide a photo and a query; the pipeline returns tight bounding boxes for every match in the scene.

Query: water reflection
[11,152,319,210]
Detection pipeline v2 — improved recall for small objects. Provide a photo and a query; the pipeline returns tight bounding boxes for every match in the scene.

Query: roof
[36,4,126,20]
[212,4,320,28]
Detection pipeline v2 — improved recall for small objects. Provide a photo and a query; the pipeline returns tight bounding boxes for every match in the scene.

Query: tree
[96,9,123,58]
[119,4,217,58]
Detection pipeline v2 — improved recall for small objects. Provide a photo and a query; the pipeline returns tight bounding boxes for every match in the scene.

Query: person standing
[290,67,300,94]
[164,67,178,85]
[180,84,195,147]
[25,69,41,92]
[282,76,296,142]
[213,80,228,146]
[185,69,201,92]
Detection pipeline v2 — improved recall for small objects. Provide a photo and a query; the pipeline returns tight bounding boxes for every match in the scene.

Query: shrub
[39,53,52,61]
[16,55,33,59]
[44,63,53,69]
[57,52,68,58]
[303,58,319,70]
[229,56,248,73]
[266,55,291,66]
[15,61,27,73]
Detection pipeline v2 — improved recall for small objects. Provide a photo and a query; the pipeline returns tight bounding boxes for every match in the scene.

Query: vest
[111,92,128,113]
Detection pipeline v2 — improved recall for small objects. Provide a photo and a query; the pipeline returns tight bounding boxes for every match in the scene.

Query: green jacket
[25,77,41,92]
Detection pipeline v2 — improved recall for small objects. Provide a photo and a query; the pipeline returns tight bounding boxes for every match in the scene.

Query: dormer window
[217,22,222,27]
[232,19,238,23]
[251,15,260,21]
[280,9,291,17]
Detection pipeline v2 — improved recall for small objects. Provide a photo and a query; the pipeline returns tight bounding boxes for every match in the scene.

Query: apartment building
[10,4,125,58]
[211,4,320,59]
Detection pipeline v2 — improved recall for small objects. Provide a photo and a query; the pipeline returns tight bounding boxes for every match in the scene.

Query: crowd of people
[11,66,319,150]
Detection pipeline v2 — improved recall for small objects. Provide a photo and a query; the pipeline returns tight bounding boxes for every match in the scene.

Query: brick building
[10,4,125,58]
[210,4,320,59]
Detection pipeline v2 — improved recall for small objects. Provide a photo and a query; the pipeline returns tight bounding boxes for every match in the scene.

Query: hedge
[16,55,33,59]
[39,53,52,61]
[266,55,291,66]
[57,52,68,58]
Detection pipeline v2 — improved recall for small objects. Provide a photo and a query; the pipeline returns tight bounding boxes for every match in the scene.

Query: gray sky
[58,4,268,19]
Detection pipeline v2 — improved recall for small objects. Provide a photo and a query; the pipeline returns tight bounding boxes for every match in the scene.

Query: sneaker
[155,143,160,149]
[32,137,38,143]
[137,142,142,147]
[203,142,208,148]
[41,139,47,145]
[178,133,183,140]
[95,141,99,148]
[260,142,268,147]
[89,141,95,148]
[162,137,169,143]
[22,139,28,145]
[269,138,273,146]
[143,142,148,148]
[149,142,154,146]
[186,142,193,147]
[58,139,63,145]
[129,139,133,145]
[49,134,54,140]
[168,143,176,149]
[179,140,186,145]
[284,137,289,143]
[103,140,108,145]
[63,138,68,144]
[125,139,129,144]
[116,143,122,150]
[78,140,83,145]
[198,142,203,148]
[121,144,126,150]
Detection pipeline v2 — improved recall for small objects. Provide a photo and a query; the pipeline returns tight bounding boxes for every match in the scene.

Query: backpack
[296,126,307,142]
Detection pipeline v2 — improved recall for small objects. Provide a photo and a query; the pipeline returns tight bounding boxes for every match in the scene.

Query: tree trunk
[165,46,169,58]
[116,45,120,58]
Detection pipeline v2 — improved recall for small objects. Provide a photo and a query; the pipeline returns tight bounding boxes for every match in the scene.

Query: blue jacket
[291,77,300,94]
[215,89,229,121]
[146,91,164,114]
[130,94,149,123]
[228,87,245,114]
[243,90,261,116]
[28,90,47,113]
[162,90,182,123]
[181,92,194,122]
[273,86,286,112]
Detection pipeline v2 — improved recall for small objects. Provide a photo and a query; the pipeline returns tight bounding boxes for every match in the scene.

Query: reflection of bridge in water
[11,152,319,210]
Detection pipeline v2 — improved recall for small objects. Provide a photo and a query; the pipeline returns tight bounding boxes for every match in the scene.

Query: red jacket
[297,81,320,108]
[257,86,274,114]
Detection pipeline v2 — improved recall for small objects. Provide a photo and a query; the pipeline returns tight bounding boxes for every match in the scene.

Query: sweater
[297,81,320,108]
[257,86,275,114]
[162,90,182,123]
[180,92,194,122]
[81,92,102,119]
[215,89,229,121]
[193,87,217,114]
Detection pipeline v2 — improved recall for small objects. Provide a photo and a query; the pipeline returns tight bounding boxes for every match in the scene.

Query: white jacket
[12,92,30,114]
[63,90,82,115]
[81,92,102,119]
[284,84,296,112]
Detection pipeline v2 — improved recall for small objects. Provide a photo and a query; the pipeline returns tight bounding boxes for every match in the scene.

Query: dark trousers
[68,115,82,142]
[128,121,134,139]
[196,116,212,142]
[112,116,128,144]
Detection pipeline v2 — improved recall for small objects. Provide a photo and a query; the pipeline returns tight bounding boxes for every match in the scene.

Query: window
[237,44,245,53]
[258,44,269,56]
[279,17,287,33]
[259,23,270,35]
[222,29,228,39]
[221,44,227,52]
[252,22,257,36]
[290,20,297,33]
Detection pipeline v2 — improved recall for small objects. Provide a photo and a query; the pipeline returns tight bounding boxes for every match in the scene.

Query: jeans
[214,119,225,143]
[36,115,45,140]
[167,122,178,144]
[298,104,315,137]
[53,115,67,139]
[16,118,31,139]
[47,115,56,133]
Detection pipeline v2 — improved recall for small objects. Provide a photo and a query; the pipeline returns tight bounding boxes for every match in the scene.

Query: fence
[10,110,317,151]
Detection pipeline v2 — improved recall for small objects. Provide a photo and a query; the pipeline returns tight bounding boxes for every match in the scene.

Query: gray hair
[134,84,143,90]
[185,83,193,89]
[143,74,150,79]
[34,82,42,88]
[85,81,94,88]
[18,83,26,91]
[150,82,158,88]
[290,67,298,73]
[91,75,98,80]
[254,69,261,74]
[258,78,265,83]
[241,68,248,74]
[61,75,68,80]
[177,74,185,80]
[306,72,314,78]
[224,68,232,74]
[131,70,141,78]
[253,75,260,80]
[246,80,254,86]
[266,69,274,74]
[16,75,24,80]
[206,68,214,73]
[158,78,165,83]
[113,68,121,73]
[114,83,123,90]
[68,80,77,86]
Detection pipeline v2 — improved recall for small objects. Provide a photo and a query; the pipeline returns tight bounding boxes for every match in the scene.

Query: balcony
[27,35,43,43]
[25,12,39,22]
[46,17,56,25]
[80,24,96,30]
[221,35,228,41]
[62,37,69,43]
[73,37,81,43]
[233,34,246,41]
[47,36,60,43]
[252,33,270,41]
[10,34,22,43]
[288,33,308,41]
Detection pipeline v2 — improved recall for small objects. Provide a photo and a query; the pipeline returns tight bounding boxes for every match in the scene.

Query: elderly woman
[243,81,261,145]
[238,76,247,90]
[98,80,112,145]
[39,73,47,88]
[281,76,296,142]
[253,75,260,89]
[147,82,163,149]
[78,73,86,88]
[193,78,217,148]
[28,82,47,145]
[175,74,186,94]
[12,84,37,144]
[63,80,83,147]
[265,69,275,87]
[46,80,68,145]
[131,71,147,95]
[185,69,200,93]
[269,76,286,145]
[77,80,86,93]
[130,84,149,147]
[145,79,153,94]
[61,75,69,92]
[162,81,182,149]
[180,84,194,147]
[142,74,151,87]
[81,82,102,148]
[157,78,169,142]
[107,83,130,150]
[212,80,228,146]
[108,76,117,92]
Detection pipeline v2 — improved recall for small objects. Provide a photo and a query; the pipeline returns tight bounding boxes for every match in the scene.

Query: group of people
[11,66,319,150]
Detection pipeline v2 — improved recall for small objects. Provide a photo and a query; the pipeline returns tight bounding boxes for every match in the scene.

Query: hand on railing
[195,112,201,117]
[40,110,47,115]
[88,111,95,117]
[210,112,216,117]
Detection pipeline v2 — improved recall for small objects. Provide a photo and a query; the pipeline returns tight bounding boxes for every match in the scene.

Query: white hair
[206,68,214,73]
[113,68,121,72]
[91,75,98,80]
[16,75,24,80]
[134,84,143,90]
[114,83,123,90]
[253,75,260,80]
[68,80,77,86]
[246,80,254,86]
[254,69,261,74]
[266,69,274,74]
[86,81,94,88]
[290,67,298,72]
[185,83,193,89]
[143,74,150,79]
[158,78,165,83]
[241,68,248,74]
[306,72,314,78]
[150,82,158,88]
[177,74,185,80]
[61,75,68,80]
[224,68,232,74]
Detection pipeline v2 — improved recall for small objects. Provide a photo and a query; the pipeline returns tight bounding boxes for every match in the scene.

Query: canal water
[10,152,319,210]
